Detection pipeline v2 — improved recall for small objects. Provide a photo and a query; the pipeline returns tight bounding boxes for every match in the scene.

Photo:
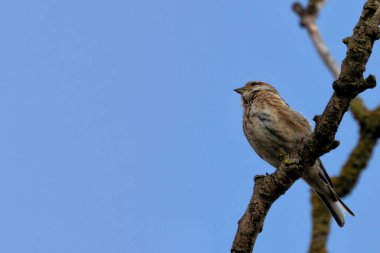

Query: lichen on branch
[231,1,380,252]
[292,1,380,252]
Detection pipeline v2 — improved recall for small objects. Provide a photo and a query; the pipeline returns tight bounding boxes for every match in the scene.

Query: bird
[234,81,354,227]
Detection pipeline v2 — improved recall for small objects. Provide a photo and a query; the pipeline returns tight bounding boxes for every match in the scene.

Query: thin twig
[293,2,380,253]
[231,1,380,252]
[293,2,340,78]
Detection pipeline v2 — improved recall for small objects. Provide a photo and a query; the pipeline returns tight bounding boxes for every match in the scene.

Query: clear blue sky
[0,0,379,252]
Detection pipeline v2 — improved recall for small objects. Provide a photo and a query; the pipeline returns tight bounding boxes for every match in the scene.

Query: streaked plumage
[235,81,354,227]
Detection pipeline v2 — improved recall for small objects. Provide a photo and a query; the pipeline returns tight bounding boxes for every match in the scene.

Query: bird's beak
[234,87,246,95]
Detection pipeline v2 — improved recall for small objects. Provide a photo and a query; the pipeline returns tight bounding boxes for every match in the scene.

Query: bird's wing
[275,103,312,141]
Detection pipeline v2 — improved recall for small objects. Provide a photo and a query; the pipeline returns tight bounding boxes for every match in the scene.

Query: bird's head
[234,81,278,104]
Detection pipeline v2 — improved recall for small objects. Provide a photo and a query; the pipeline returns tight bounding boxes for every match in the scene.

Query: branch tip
[342,37,350,45]
[292,2,304,16]
[332,76,376,96]
[313,115,321,122]
[330,140,340,150]
[364,74,377,89]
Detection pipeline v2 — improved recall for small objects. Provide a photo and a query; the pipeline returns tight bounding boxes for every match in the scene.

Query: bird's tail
[315,188,355,227]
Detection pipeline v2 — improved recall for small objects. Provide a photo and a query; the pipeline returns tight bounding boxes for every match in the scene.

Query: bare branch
[292,1,380,252]
[293,2,340,78]
[309,112,380,253]
[231,1,380,252]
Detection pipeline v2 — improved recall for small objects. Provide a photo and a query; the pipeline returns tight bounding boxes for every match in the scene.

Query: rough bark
[309,101,380,253]
[293,1,380,252]
[231,1,380,252]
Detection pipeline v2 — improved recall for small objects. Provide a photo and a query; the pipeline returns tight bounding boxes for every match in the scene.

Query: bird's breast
[243,109,283,167]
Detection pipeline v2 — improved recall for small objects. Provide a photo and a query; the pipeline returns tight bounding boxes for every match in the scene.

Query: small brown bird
[235,81,354,227]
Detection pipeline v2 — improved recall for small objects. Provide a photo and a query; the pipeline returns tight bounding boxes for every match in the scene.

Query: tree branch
[309,101,380,253]
[231,1,380,252]
[292,1,380,252]
[292,2,340,78]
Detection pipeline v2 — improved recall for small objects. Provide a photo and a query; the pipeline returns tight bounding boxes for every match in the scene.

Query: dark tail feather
[315,191,345,227]
[318,159,334,187]
[329,188,355,216]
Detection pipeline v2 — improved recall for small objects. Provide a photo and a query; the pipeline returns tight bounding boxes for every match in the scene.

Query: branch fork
[231,1,380,252]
